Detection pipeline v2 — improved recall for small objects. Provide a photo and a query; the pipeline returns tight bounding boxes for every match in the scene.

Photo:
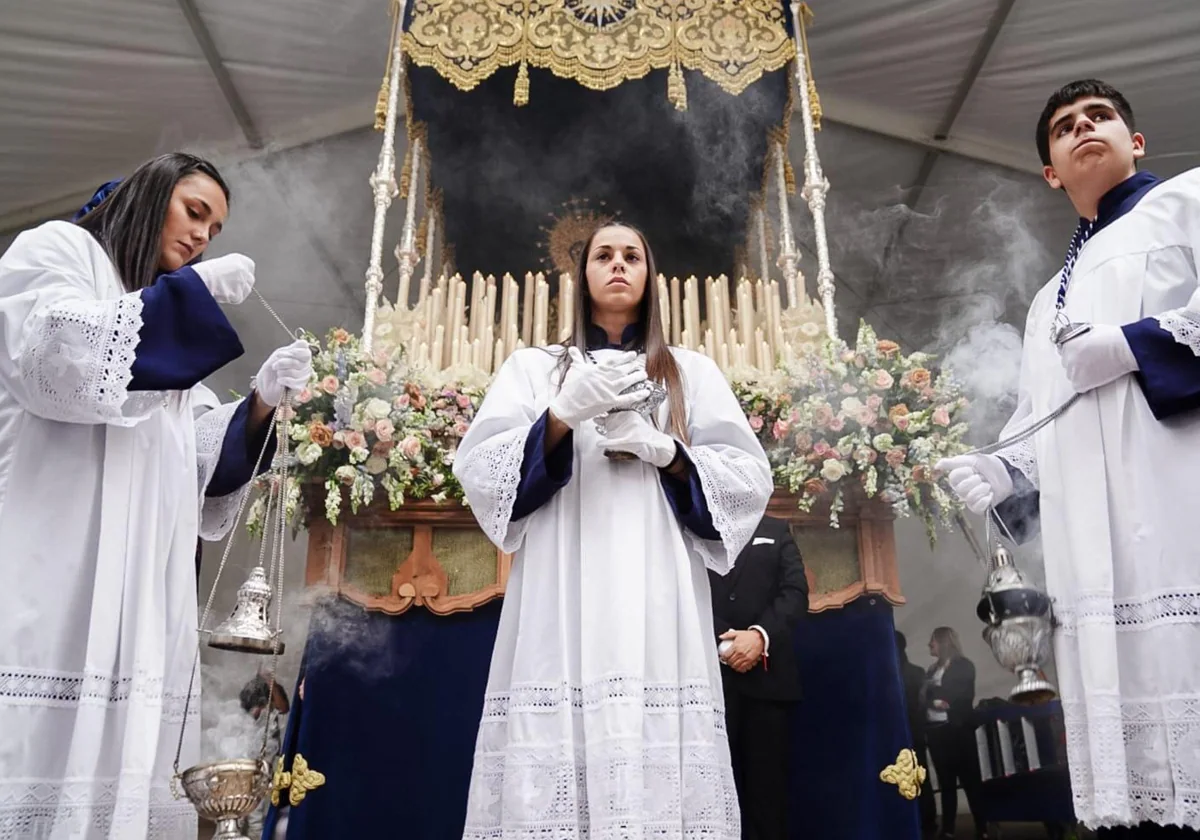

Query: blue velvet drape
[265,596,919,840]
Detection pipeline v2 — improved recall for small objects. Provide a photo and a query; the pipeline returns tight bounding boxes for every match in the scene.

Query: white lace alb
[996,437,1039,489]
[454,425,532,553]
[464,676,739,840]
[686,444,774,574]
[0,777,197,840]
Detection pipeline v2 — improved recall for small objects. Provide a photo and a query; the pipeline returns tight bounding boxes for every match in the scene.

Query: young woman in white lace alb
[0,153,312,839]
[453,223,773,840]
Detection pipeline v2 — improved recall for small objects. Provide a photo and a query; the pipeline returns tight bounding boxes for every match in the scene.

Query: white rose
[363,398,392,421]
[365,455,389,475]
[297,442,323,466]
[840,397,863,414]
[820,458,848,482]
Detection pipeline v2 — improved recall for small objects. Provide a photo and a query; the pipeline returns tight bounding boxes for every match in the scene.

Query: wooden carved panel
[305,499,511,616]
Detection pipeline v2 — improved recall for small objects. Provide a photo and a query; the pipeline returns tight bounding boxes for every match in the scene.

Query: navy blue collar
[585,322,641,350]
[1089,170,1161,235]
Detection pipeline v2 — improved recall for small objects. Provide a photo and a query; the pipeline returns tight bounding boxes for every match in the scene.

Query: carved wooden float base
[304,489,901,615]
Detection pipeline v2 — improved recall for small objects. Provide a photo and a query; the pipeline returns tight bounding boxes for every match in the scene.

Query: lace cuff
[1155,308,1200,356]
[996,437,1038,489]
[195,399,244,540]
[454,425,534,554]
[683,445,772,575]
[18,294,155,426]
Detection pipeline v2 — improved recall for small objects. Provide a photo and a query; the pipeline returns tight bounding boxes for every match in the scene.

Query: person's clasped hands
[549,348,648,428]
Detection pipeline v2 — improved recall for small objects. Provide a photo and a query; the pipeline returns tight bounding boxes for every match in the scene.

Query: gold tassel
[807,77,823,130]
[667,62,688,111]
[798,2,822,131]
[514,60,530,106]
[415,215,429,257]
[399,144,413,200]
[374,74,390,132]
[784,158,796,195]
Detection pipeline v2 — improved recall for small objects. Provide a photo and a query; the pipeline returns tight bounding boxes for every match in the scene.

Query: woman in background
[924,626,988,840]
[453,223,773,839]
[0,153,312,838]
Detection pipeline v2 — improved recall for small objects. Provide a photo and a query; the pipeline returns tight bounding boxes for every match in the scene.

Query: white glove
[1058,324,1138,393]
[255,340,313,407]
[935,453,1014,515]
[598,409,677,468]
[192,253,256,304]
[548,347,648,429]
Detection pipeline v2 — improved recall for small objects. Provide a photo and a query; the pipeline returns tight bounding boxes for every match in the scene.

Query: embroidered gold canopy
[401,0,796,107]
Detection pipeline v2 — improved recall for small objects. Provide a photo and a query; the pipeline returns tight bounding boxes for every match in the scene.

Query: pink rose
[375,418,395,441]
[812,441,833,458]
[400,436,422,459]
[772,419,790,440]
[885,447,907,467]
[332,430,346,449]
[854,446,878,465]
[372,440,395,456]
[320,375,339,395]
[295,388,313,404]
[453,418,470,437]
[841,383,858,395]
[456,394,472,409]
[866,395,883,411]
[344,430,366,450]
[870,370,894,391]
[373,350,390,367]
[749,415,764,432]
[367,368,387,386]
[793,431,813,452]
[828,416,845,432]
[813,405,834,428]
[894,415,910,432]
[932,407,950,427]
[855,406,877,427]
[394,394,410,409]
[332,328,351,345]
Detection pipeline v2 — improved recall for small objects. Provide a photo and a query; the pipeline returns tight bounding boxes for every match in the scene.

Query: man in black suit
[710,514,809,840]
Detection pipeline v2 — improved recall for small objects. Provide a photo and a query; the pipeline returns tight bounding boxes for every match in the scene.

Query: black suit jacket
[709,515,809,702]
[925,657,976,729]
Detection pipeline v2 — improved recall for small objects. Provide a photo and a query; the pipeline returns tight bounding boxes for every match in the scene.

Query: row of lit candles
[393,271,814,376]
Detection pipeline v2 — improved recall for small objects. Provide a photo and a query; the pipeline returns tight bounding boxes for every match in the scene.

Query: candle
[681,328,691,352]
[670,276,681,346]
[499,274,512,352]
[418,341,429,369]
[560,274,575,342]
[450,279,466,366]
[522,272,534,347]
[658,274,669,337]
[484,279,497,346]
[470,273,485,341]
[493,337,505,374]
[718,340,730,372]
[533,280,548,347]
[483,323,494,372]
[432,324,445,372]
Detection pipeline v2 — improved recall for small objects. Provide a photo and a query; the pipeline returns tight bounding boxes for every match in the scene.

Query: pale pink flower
[854,446,878,465]
[367,368,387,386]
[855,406,877,427]
[456,394,472,409]
[841,383,858,395]
[332,430,346,449]
[866,395,884,411]
[772,419,790,440]
[812,441,833,458]
[453,418,470,437]
[749,415,764,432]
[932,407,951,427]
[295,388,313,404]
[320,375,340,395]
[813,405,835,428]
[885,447,907,468]
[375,418,395,441]
[400,436,422,459]
[794,431,813,452]
[869,370,894,391]
[332,328,351,345]
[829,416,845,432]
[344,430,366,450]
[894,415,910,432]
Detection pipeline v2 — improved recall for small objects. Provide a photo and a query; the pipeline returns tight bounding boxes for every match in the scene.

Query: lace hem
[18,293,149,426]
[465,677,738,840]
[996,437,1039,489]
[1060,693,1200,828]
[1156,309,1200,356]
[685,446,772,575]
[195,398,244,541]
[0,666,198,724]
[454,425,532,553]
[1053,588,1200,635]
[0,778,197,840]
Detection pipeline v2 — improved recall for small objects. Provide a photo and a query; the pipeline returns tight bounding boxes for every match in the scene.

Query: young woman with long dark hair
[453,223,773,839]
[0,153,312,837]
